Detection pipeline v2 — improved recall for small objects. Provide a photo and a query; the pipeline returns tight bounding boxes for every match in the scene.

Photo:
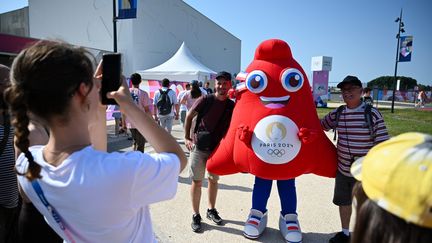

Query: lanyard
[31,180,76,243]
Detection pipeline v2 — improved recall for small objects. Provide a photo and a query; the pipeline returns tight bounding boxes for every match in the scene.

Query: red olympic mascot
[207,39,337,242]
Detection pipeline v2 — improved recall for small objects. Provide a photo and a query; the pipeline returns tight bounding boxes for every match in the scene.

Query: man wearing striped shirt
[0,64,18,243]
[321,75,389,243]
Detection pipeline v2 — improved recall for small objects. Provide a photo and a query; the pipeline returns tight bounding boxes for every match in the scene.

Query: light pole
[112,0,118,52]
[391,9,405,113]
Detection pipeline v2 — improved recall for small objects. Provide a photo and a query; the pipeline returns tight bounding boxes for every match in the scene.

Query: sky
[1,0,431,86]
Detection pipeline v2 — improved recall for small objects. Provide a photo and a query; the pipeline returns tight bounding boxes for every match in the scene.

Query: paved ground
[107,121,345,243]
[106,102,427,242]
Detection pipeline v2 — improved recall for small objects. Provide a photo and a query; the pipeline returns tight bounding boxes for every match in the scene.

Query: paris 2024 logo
[251,115,301,164]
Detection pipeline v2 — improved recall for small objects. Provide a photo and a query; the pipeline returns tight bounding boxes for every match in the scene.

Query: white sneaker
[279,213,302,243]
[243,209,267,239]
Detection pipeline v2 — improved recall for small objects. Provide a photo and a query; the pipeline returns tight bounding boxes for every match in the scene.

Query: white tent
[137,42,216,82]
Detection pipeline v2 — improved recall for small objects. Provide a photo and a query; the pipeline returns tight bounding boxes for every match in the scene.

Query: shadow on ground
[196,219,245,236]
[107,134,133,152]
[303,232,334,242]
[178,176,252,192]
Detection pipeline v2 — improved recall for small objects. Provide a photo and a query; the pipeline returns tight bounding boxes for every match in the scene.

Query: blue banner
[118,0,137,19]
[399,36,413,62]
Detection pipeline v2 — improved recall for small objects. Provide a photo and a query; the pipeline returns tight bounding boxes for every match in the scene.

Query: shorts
[333,171,357,206]
[159,115,174,133]
[189,146,219,181]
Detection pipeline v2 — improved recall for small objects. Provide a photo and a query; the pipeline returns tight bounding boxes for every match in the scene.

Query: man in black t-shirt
[362,87,373,105]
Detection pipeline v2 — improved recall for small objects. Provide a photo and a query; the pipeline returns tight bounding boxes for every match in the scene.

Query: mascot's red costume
[207,39,337,242]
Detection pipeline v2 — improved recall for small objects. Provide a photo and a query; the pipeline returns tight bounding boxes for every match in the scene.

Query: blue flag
[118,0,137,19]
[399,36,413,62]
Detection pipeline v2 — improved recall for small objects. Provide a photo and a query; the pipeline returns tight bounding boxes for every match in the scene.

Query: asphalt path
[107,121,346,243]
[105,101,427,242]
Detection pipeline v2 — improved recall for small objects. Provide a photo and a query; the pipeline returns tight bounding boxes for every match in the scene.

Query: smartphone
[101,53,122,105]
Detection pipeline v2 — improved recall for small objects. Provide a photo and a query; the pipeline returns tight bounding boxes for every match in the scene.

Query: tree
[367,76,417,90]
[418,84,432,91]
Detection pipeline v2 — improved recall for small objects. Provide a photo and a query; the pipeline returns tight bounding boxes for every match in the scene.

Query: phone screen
[101,53,121,105]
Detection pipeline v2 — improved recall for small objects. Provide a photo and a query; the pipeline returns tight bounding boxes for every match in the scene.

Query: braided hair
[5,41,94,181]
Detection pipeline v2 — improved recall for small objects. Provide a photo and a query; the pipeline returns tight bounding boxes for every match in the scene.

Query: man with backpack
[153,78,179,134]
[321,75,389,243]
[123,73,151,152]
[184,71,235,232]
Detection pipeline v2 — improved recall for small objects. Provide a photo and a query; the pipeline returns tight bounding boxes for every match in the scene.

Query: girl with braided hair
[6,41,187,242]
[15,115,62,243]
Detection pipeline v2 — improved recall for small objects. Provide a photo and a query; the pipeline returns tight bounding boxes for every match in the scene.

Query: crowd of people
[0,40,431,243]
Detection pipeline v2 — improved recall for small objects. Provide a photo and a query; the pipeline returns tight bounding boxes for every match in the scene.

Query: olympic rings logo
[267,149,286,157]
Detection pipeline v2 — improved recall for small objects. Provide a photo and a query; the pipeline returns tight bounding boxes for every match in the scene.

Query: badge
[251,115,301,164]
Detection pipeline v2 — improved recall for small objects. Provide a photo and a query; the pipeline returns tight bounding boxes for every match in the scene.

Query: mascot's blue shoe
[243,209,267,239]
[279,213,302,243]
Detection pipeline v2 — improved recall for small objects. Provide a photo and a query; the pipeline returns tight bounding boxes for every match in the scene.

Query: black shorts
[333,171,357,206]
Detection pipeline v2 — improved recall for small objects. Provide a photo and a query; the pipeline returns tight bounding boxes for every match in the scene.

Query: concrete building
[0,7,30,66]
[27,0,240,77]
[0,7,29,37]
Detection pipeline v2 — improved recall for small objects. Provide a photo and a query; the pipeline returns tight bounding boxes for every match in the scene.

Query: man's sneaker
[206,208,223,225]
[329,231,350,243]
[243,209,268,239]
[191,214,202,232]
[279,213,302,243]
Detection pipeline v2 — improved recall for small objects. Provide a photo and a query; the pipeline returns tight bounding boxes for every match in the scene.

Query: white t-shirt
[16,145,180,243]
[177,90,188,112]
[199,87,208,95]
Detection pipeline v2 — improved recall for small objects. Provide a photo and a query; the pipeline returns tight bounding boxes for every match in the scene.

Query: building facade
[27,0,240,77]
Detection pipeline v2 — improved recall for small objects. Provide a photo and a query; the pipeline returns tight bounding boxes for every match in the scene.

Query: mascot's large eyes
[246,70,268,93]
[280,68,304,92]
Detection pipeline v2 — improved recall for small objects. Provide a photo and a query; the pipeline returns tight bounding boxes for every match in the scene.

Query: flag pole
[391,9,403,113]
[112,0,117,52]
